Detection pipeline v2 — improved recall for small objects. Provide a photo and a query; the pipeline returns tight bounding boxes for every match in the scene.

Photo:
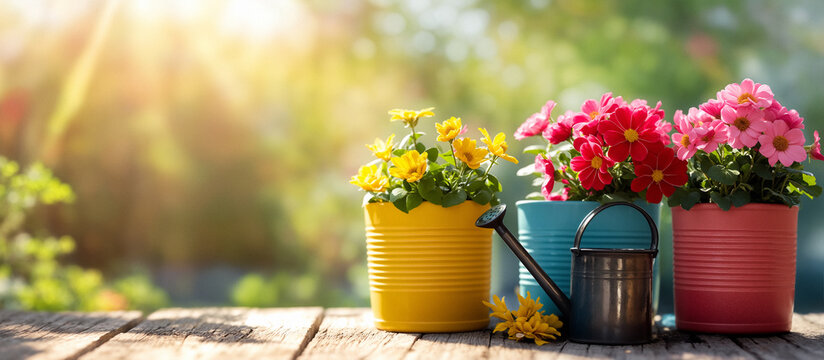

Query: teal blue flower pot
[516,200,662,316]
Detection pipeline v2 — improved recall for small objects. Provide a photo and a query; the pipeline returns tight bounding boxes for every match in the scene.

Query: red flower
[570,136,614,190]
[811,130,824,161]
[535,154,555,198]
[599,106,662,162]
[630,146,688,203]
[542,110,574,144]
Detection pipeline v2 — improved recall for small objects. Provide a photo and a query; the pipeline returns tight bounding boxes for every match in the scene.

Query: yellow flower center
[623,129,639,142]
[734,117,750,131]
[737,92,757,104]
[652,169,664,183]
[680,134,690,147]
[590,157,602,169]
[589,111,599,119]
[773,135,789,151]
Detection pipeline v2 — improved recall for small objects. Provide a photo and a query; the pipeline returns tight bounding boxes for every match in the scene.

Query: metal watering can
[476,201,658,345]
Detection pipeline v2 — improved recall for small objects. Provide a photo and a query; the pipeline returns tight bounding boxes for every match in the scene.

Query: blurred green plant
[0,157,168,311]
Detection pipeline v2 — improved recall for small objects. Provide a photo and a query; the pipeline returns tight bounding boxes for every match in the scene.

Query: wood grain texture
[80,307,323,360]
[403,330,491,360]
[0,310,143,360]
[298,308,420,360]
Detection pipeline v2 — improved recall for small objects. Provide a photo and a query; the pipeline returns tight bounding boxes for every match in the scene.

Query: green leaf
[803,173,817,186]
[467,180,485,192]
[362,193,375,206]
[680,190,701,210]
[442,189,467,207]
[487,174,502,192]
[729,190,751,208]
[392,149,406,156]
[698,156,714,172]
[525,191,544,200]
[390,188,408,202]
[392,196,408,213]
[426,148,439,162]
[522,145,547,155]
[753,163,774,180]
[471,189,493,205]
[706,165,739,185]
[516,164,537,176]
[418,178,443,205]
[406,192,423,211]
[667,188,685,207]
[709,191,731,211]
[415,143,426,154]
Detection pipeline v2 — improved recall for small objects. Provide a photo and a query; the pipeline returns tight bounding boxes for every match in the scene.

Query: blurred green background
[0,0,822,312]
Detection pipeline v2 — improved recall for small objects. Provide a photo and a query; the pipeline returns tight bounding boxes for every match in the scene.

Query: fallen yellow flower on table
[482,291,563,346]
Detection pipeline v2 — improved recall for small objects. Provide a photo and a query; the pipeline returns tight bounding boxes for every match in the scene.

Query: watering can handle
[572,202,658,253]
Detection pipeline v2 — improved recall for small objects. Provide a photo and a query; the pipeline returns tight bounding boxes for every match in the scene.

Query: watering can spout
[476,205,572,317]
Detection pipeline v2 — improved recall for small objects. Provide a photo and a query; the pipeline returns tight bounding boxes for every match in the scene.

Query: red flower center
[773,136,789,151]
[737,92,757,104]
[623,129,639,143]
[651,170,664,183]
[590,157,603,169]
[734,117,750,131]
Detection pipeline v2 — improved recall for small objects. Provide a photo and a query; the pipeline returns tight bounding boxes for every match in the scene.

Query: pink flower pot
[672,203,798,334]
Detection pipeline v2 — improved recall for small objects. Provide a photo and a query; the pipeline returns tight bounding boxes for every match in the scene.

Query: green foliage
[0,157,168,311]
[668,146,822,210]
[355,110,509,213]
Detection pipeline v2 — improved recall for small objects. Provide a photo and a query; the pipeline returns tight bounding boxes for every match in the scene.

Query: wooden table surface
[1,308,823,359]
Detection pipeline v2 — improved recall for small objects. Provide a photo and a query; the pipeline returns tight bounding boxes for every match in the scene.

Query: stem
[449,140,458,167]
[410,125,418,150]
[483,156,498,180]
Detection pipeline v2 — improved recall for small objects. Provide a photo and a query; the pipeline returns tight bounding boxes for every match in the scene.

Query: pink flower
[543,110,574,144]
[515,112,550,140]
[720,105,767,149]
[653,118,672,145]
[671,110,699,160]
[699,98,724,119]
[599,106,661,162]
[778,109,804,130]
[547,187,570,201]
[535,154,556,199]
[811,130,824,161]
[515,100,556,140]
[692,119,728,153]
[718,78,774,109]
[570,136,614,190]
[572,93,622,137]
[758,120,807,166]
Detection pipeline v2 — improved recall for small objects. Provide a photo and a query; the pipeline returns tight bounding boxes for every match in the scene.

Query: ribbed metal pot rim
[572,248,658,255]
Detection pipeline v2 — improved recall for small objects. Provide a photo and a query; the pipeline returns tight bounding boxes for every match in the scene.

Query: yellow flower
[514,291,542,319]
[479,128,519,164]
[389,150,428,183]
[482,295,514,322]
[350,165,389,192]
[436,117,463,142]
[388,107,435,128]
[452,138,489,169]
[508,313,562,346]
[367,134,395,161]
[483,290,562,346]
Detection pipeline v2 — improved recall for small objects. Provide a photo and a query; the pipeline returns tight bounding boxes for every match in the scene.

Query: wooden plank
[298,308,419,360]
[80,307,323,360]
[403,330,490,360]
[0,310,143,360]
[487,332,563,360]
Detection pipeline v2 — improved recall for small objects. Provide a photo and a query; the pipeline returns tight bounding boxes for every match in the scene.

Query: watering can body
[476,201,658,345]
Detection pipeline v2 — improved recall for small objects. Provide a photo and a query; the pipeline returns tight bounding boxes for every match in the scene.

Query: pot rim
[672,202,798,212]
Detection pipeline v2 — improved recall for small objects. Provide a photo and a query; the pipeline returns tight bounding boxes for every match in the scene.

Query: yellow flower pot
[364,201,492,332]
